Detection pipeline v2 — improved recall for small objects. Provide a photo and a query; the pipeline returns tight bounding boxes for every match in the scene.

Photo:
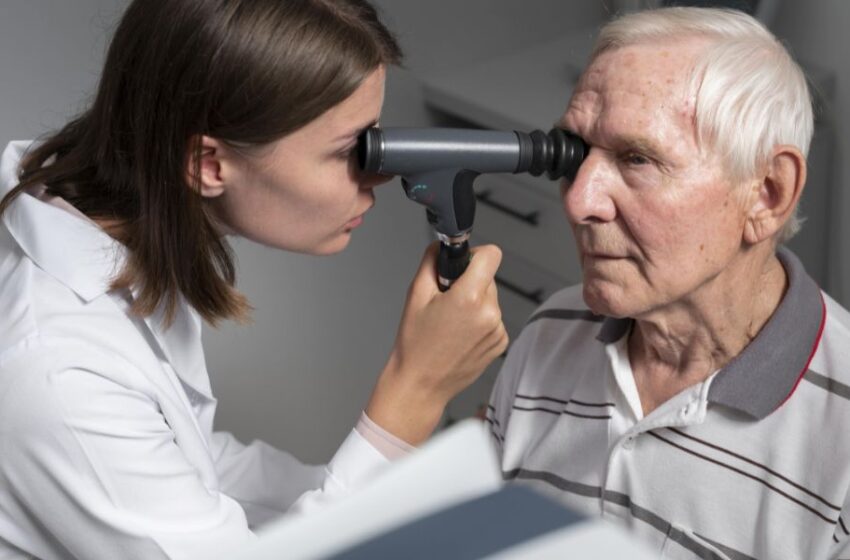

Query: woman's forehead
[305,68,385,135]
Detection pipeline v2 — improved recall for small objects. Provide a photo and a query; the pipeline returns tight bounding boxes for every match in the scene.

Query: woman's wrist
[364,359,449,446]
[356,411,417,460]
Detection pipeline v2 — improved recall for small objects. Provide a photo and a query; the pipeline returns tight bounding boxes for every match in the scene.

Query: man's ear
[743,145,806,245]
[187,135,228,198]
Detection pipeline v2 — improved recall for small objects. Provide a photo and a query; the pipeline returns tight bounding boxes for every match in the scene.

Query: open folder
[237,420,655,559]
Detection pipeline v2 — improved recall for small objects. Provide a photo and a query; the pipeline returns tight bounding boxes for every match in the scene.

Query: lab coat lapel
[141,296,215,401]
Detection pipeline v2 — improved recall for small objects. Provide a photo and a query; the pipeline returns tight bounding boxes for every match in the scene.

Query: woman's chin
[303,233,353,256]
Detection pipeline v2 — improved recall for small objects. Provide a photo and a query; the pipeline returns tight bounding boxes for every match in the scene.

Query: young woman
[0,1,507,558]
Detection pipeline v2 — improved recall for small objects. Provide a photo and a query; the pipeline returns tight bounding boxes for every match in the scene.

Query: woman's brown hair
[0,0,402,326]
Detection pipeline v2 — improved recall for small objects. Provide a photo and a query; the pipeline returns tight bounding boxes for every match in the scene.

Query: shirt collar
[1,141,125,303]
[596,247,825,420]
[1,141,214,399]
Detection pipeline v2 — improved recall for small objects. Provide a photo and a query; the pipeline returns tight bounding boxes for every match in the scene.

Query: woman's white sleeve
[0,361,255,560]
[1,349,393,559]
[209,424,392,523]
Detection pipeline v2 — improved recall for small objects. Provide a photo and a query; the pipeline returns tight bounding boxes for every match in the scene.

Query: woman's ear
[743,145,806,245]
[187,135,227,198]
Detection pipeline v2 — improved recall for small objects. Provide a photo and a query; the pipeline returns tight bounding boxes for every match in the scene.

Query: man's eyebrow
[334,120,378,143]
[615,135,666,159]
[547,123,666,161]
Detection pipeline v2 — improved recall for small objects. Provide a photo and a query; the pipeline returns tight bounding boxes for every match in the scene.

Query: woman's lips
[344,215,364,230]
[344,204,373,231]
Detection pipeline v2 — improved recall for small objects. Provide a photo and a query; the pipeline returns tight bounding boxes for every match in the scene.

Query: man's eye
[623,152,651,166]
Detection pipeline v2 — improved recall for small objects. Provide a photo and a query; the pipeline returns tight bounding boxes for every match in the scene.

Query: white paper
[238,419,503,559]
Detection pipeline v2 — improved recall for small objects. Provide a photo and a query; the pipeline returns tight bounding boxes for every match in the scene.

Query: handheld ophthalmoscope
[358,127,588,290]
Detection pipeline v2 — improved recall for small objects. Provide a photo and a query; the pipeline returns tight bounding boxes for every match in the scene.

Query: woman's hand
[365,242,508,446]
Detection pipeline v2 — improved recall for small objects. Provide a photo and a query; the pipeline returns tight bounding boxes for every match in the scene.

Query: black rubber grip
[527,130,550,177]
[438,241,470,291]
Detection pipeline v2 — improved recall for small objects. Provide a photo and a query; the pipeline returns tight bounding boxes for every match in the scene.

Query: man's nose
[562,149,617,225]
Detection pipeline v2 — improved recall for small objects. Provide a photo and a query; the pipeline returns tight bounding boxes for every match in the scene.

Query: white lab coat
[0,141,390,559]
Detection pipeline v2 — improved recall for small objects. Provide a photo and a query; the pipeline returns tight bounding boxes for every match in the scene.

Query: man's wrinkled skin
[558,38,806,414]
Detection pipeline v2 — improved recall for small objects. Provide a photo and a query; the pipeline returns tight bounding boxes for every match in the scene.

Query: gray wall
[1,1,847,465]
[771,0,850,308]
[0,1,129,142]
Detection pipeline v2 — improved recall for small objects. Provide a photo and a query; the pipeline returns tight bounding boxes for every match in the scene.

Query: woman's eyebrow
[333,120,378,143]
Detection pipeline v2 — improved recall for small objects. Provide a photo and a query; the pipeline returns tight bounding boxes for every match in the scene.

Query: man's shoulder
[511,283,606,359]
[493,283,609,417]
[823,291,850,332]
[523,283,603,334]
[537,283,588,312]
[812,291,850,379]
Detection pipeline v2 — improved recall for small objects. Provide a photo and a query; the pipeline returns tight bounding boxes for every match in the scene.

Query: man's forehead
[583,42,699,102]
[563,41,703,143]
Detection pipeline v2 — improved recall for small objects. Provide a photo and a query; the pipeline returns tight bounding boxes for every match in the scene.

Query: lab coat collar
[1,141,215,400]
[1,141,124,303]
[596,246,825,420]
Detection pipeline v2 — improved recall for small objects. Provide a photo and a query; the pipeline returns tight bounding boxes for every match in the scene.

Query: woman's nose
[360,171,394,191]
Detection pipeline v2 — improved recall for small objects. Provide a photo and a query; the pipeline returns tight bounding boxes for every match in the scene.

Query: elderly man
[487,7,850,560]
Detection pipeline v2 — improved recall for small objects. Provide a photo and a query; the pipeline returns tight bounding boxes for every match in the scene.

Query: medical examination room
[0,0,848,558]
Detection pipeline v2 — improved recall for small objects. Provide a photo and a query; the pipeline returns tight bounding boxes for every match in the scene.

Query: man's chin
[582,282,634,319]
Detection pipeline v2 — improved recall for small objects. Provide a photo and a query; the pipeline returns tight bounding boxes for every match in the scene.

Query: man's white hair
[593,7,813,242]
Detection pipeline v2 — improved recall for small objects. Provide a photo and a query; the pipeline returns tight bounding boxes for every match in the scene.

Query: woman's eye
[338,147,356,161]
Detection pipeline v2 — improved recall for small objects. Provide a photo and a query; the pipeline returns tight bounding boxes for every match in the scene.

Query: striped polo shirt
[487,248,850,560]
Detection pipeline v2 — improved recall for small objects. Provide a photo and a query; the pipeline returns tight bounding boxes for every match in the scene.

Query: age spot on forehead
[621,51,639,67]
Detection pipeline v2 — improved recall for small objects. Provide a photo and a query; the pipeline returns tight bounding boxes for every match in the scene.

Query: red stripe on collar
[776,293,827,411]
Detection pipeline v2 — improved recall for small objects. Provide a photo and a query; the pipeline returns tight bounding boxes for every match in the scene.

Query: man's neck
[628,247,788,415]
